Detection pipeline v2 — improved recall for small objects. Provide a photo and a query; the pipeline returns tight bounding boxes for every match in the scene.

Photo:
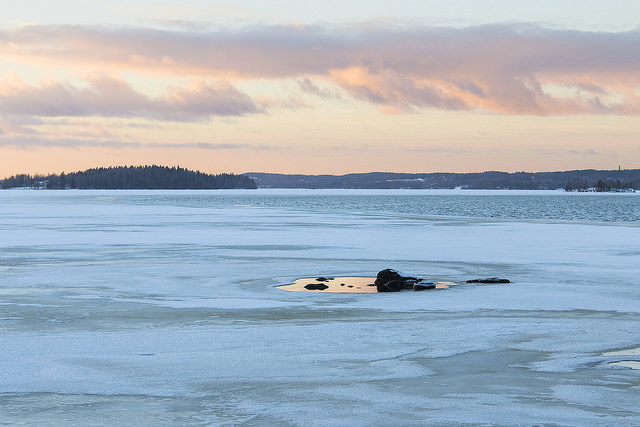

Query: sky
[1,1,639,176]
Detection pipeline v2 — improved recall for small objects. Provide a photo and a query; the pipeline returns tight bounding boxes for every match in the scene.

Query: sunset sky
[1,1,639,176]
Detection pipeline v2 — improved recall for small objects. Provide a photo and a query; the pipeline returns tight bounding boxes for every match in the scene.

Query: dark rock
[375,269,422,292]
[305,283,329,290]
[340,283,345,286]
[413,283,436,291]
[347,285,354,288]
[316,277,329,282]
[466,277,510,284]
[375,269,417,284]
[376,279,405,292]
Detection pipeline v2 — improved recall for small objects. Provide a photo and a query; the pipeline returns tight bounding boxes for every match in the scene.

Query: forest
[1,165,257,190]
[247,169,640,191]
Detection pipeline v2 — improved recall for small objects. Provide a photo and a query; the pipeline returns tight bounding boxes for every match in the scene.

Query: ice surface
[0,190,638,426]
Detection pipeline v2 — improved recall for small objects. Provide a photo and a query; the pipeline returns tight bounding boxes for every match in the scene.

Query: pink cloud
[0,75,260,120]
[1,23,639,115]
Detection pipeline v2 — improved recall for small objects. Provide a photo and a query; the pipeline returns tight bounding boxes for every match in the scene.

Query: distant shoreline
[246,169,640,191]
[2,188,637,195]
[2,166,639,191]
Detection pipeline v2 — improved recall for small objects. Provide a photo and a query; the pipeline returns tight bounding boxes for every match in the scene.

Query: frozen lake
[1,189,639,426]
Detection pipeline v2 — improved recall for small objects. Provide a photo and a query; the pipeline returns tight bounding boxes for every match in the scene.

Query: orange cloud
[1,23,639,115]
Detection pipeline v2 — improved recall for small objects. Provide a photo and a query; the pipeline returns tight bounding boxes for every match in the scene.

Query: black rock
[376,279,404,292]
[375,269,422,292]
[375,269,418,284]
[466,277,510,284]
[305,283,329,290]
[413,283,436,291]
[316,277,329,282]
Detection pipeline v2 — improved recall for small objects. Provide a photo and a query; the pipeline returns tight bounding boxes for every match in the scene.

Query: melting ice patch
[603,347,640,370]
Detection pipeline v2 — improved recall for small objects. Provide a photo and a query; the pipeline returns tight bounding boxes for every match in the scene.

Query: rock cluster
[375,269,511,292]
[375,269,436,292]
[300,270,511,292]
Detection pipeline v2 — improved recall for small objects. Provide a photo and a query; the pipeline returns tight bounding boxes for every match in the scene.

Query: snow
[0,189,638,425]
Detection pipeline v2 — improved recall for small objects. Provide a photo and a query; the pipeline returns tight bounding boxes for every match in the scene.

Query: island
[0,165,257,190]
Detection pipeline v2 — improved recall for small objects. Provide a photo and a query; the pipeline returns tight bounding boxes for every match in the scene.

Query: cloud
[1,23,640,115]
[567,149,598,155]
[534,148,600,156]
[0,114,43,135]
[330,67,469,112]
[297,77,341,99]
[0,134,264,150]
[0,75,261,120]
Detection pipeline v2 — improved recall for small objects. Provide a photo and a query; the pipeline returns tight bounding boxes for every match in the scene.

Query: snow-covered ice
[0,190,638,426]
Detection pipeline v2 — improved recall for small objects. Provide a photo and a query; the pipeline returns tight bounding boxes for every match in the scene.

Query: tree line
[564,178,635,192]
[1,165,257,190]
[248,169,640,190]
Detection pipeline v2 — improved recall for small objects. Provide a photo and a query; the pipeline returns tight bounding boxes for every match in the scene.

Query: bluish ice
[1,189,639,426]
